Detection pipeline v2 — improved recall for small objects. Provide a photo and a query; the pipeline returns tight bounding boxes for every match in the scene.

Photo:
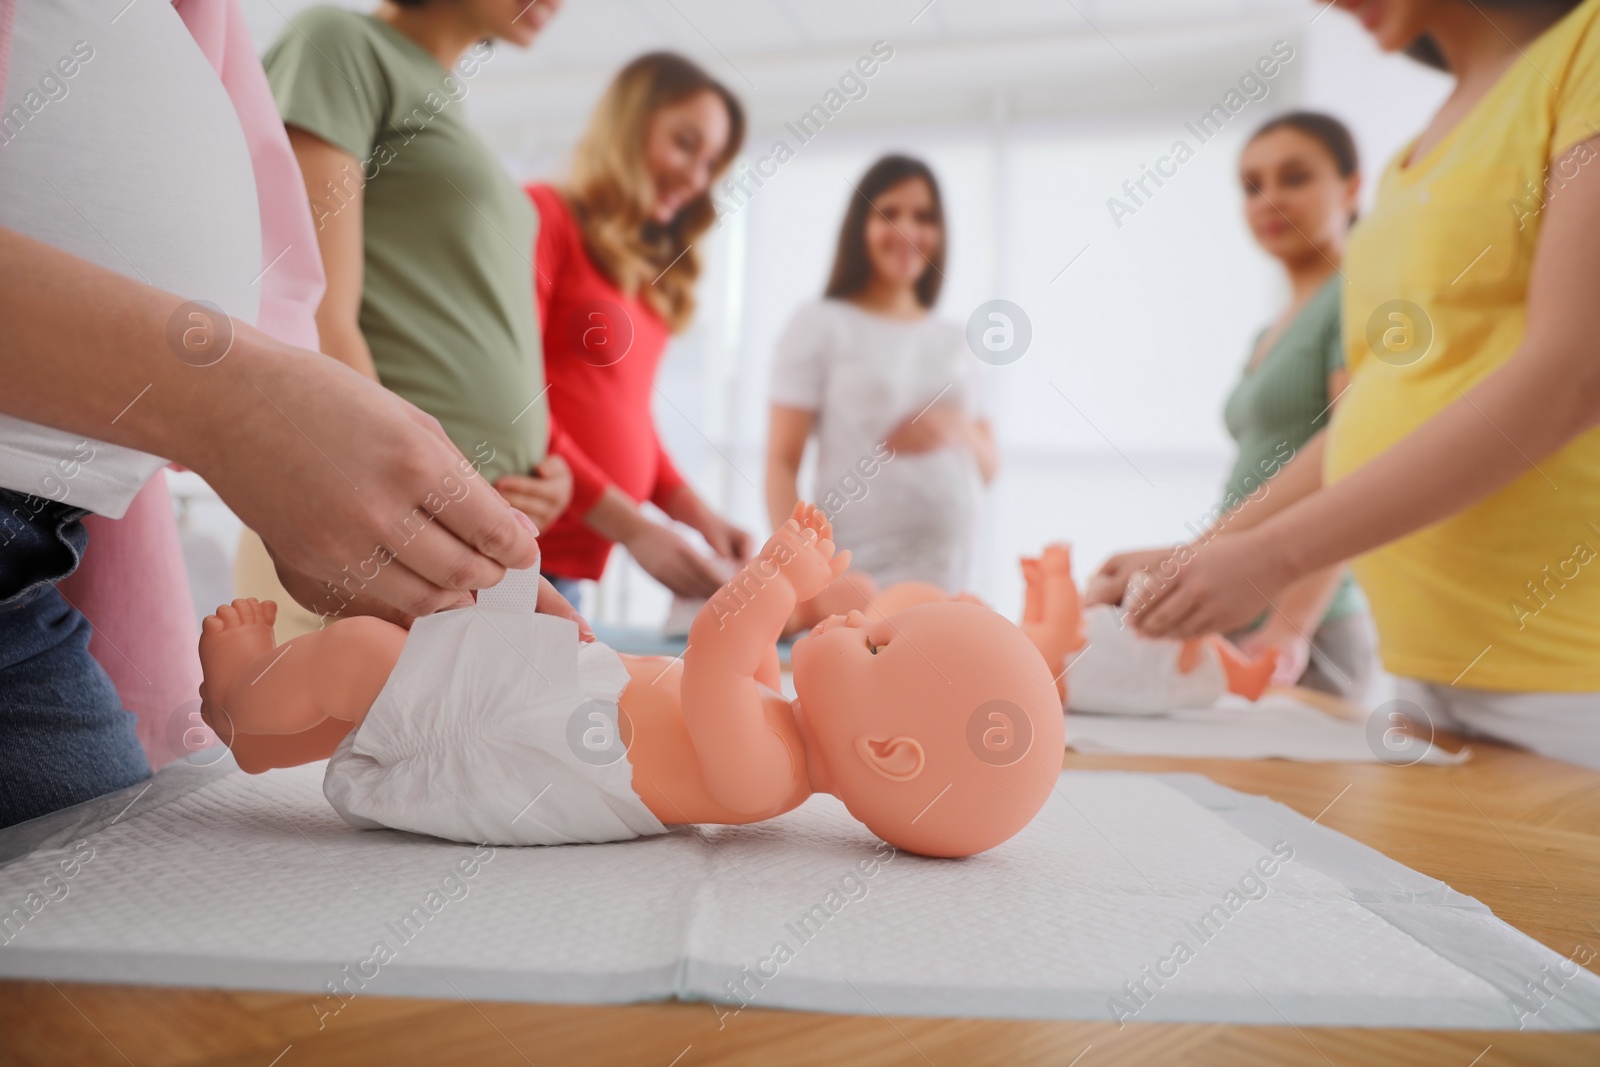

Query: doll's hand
[760,502,850,603]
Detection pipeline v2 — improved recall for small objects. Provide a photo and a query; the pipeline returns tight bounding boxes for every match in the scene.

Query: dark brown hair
[1249,111,1360,179]
[824,154,946,308]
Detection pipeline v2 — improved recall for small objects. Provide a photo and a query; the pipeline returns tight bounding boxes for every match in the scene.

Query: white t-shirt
[0,0,260,517]
[770,298,985,590]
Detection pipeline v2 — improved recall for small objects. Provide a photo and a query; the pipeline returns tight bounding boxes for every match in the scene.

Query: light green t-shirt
[264,7,545,483]
[1221,277,1363,624]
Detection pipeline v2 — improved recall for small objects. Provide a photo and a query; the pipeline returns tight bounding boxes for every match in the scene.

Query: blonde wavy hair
[565,53,745,333]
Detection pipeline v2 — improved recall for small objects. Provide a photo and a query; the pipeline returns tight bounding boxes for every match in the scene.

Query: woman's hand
[625,521,726,598]
[1084,546,1182,606]
[1236,624,1311,688]
[198,351,543,621]
[495,454,574,531]
[696,511,753,564]
[883,405,967,455]
[1126,531,1296,640]
[662,484,752,564]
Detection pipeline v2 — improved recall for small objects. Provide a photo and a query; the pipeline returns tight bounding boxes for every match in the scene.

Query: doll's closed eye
[866,636,879,654]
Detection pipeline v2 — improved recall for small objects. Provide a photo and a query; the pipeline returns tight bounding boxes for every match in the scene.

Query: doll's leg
[1021,558,1043,625]
[1205,635,1278,701]
[1037,546,1083,648]
[864,579,949,619]
[1020,546,1085,700]
[199,599,406,762]
[786,571,878,635]
[756,643,782,693]
[222,718,361,775]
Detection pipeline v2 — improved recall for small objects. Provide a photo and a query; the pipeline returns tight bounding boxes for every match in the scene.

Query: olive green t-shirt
[1221,277,1363,623]
[264,7,545,483]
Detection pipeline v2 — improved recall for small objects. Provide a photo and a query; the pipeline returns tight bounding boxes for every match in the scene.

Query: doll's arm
[681,504,846,815]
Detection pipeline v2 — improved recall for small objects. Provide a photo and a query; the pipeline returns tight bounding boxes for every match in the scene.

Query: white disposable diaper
[323,570,668,846]
[1066,604,1226,716]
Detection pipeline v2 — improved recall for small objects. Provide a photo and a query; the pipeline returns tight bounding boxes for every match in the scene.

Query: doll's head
[791,601,1064,858]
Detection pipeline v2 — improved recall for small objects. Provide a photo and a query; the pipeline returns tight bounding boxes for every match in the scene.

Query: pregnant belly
[830,448,980,589]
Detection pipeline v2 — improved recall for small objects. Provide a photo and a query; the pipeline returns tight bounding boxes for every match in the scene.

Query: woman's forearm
[765,405,813,534]
[1209,431,1326,539]
[0,226,254,463]
[968,419,999,484]
[316,314,380,381]
[1261,566,1344,636]
[1266,346,1600,578]
[584,484,649,546]
[765,460,800,533]
[661,482,711,529]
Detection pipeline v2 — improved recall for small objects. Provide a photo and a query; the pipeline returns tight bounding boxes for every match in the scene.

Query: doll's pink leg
[786,571,877,635]
[1020,557,1043,625]
[1205,635,1279,701]
[221,719,362,775]
[198,599,406,769]
[1020,546,1085,701]
[756,643,782,693]
[1037,546,1084,650]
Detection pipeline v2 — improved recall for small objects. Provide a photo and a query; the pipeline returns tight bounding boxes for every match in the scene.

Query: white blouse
[770,298,985,591]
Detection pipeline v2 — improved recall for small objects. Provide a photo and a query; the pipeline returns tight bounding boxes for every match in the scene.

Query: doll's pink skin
[199,503,1065,858]
[800,543,1278,706]
[1015,544,1277,700]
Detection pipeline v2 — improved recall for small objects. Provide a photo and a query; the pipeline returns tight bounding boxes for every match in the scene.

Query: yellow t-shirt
[1327,0,1600,691]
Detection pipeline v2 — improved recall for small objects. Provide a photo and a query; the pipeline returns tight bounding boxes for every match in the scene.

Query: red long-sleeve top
[529,183,686,580]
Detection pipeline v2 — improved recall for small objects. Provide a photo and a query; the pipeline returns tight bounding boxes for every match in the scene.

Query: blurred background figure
[1094,112,1375,701]
[766,154,995,592]
[528,52,752,605]
[238,0,568,641]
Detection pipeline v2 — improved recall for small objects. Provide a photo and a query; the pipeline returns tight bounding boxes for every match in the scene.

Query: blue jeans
[0,489,150,828]
[542,573,584,607]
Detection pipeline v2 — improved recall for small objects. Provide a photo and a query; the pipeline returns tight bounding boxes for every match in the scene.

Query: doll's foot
[199,598,279,736]
[1039,543,1074,577]
[1222,644,1280,701]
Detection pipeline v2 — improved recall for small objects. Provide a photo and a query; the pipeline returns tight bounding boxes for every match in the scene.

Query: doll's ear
[855,736,924,782]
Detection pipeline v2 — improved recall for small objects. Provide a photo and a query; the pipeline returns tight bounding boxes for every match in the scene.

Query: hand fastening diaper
[322,567,666,846]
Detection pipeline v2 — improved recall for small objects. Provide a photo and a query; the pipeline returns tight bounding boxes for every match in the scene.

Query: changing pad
[1067,694,1473,764]
[0,758,1595,1029]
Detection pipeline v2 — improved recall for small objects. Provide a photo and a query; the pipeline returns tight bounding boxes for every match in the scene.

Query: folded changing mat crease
[0,758,1594,1029]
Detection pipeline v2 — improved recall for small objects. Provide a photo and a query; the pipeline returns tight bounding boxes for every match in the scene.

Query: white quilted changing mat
[1,758,1597,1030]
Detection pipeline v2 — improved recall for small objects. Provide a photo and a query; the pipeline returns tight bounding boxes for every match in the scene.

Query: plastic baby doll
[796,544,1277,716]
[198,505,1064,858]
[1020,544,1278,715]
